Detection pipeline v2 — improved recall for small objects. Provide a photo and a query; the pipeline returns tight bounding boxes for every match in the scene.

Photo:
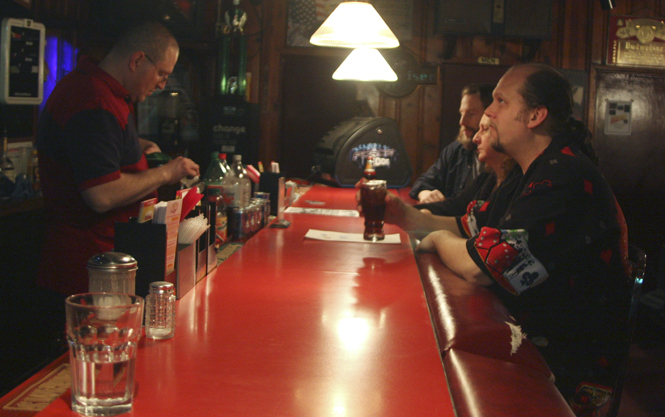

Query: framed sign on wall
[0,17,45,105]
[607,15,665,67]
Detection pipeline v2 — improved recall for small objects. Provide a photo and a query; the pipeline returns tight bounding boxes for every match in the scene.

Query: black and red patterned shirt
[456,164,523,237]
[463,136,631,398]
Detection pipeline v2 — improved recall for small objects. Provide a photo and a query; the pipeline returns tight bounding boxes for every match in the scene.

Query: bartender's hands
[161,157,200,184]
[139,138,161,154]
[82,156,198,214]
[418,189,445,204]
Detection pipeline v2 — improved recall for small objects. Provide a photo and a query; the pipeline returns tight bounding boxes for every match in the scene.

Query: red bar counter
[33,185,453,417]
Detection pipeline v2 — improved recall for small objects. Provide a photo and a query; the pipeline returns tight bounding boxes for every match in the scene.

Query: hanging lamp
[332,48,397,82]
[310,2,399,49]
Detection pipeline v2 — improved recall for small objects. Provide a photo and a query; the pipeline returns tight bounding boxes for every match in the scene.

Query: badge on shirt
[462,199,487,237]
[474,227,549,294]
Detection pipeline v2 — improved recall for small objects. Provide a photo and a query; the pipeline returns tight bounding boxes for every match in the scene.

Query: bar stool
[605,245,646,417]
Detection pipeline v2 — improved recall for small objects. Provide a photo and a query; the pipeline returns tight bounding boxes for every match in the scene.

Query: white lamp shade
[310,2,399,49]
[333,48,398,82]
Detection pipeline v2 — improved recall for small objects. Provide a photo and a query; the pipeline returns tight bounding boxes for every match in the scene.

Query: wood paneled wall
[257,0,665,183]
[25,0,665,183]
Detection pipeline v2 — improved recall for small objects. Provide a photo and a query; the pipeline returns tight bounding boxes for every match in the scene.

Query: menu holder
[259,172,285,216]
[115,220,199,300]
[153,199,182,274]
[207,238,217,275]
[197,232,207,281]
[176,204,217,286]
[176,243,196,298]
[197,202,218,276]
[114,221,175,298]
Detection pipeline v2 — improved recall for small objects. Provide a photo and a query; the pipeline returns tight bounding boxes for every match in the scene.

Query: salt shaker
[145,281,176,339]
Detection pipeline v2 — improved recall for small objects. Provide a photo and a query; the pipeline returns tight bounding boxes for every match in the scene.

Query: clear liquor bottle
[225,154,251,208]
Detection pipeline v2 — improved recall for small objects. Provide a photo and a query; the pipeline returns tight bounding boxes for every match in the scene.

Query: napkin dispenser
[114,222,175,298]
[115,220,201,299]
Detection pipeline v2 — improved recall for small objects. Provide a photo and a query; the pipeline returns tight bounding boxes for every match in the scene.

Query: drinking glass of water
[65,293,144,416]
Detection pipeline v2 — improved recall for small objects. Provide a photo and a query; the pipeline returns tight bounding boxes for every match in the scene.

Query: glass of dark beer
[360,180,387,241]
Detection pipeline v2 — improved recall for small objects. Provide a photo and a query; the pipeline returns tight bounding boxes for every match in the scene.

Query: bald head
[510,64,574,137]
[484,64,595,170]
[99,21,179,103]
[109,22,178,63]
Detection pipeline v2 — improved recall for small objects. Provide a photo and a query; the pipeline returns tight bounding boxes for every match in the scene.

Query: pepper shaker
[145,281,176,339]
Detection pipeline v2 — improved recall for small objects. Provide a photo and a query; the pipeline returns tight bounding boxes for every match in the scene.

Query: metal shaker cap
[149,281,175,294]
[87,252,138,271]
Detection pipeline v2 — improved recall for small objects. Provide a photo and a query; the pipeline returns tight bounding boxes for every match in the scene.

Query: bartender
[35,21,199,297]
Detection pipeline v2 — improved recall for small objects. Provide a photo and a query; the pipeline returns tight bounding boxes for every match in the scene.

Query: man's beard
[490,138,505,154]
[456,126,477,151]
[489,125,505,153]
[489,109,528,154]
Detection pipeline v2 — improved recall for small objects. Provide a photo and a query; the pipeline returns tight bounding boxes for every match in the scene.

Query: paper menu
[154,199,182,274]
[176,187,190,199]
[285,207,359,217]
[138,198,158,223]
[305,229,401,244]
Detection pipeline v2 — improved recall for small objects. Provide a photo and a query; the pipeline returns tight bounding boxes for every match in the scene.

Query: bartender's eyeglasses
[144,53,170,82]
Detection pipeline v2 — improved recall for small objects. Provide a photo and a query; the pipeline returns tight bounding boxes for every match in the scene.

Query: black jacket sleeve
[414,171,494,216]
[409,141,476,200]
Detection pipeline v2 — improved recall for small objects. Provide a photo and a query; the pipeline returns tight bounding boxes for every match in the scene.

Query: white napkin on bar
[305,229,401,244]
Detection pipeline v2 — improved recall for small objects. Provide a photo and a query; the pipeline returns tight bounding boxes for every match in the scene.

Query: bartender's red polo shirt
[36,56,155,295]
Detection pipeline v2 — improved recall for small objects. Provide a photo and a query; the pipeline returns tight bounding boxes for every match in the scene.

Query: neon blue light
[40,35,78,113]
[40,35,58,113]
[61,39,76,75]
